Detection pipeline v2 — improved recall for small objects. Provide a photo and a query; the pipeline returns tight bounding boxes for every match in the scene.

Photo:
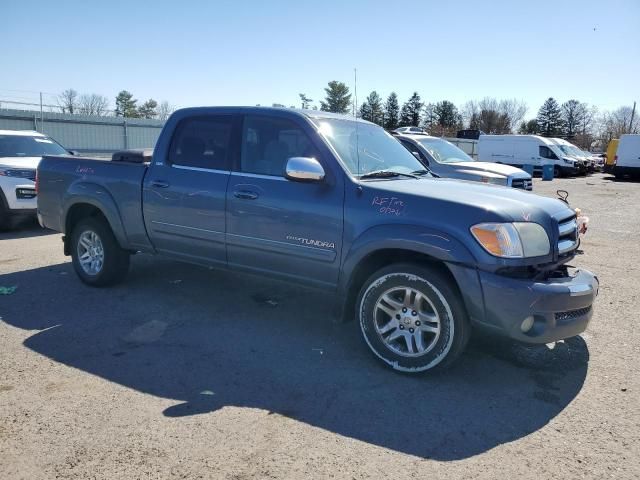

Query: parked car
[395,133,532,190]
[37,107,598,373]
[549,139,593,172]
[0,130,70,230]
[604,139,619,174]
[613,134,640,178]
[393,126,427,135]
[477,135,583,177]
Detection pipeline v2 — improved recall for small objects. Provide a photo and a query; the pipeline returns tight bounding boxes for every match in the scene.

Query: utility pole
[629,101,636,133]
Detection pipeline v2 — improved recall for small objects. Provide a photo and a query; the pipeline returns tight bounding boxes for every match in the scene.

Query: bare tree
[58,89,78,114]
[78,94,110,116]
[461,98,527,133]
[157,101,176,121]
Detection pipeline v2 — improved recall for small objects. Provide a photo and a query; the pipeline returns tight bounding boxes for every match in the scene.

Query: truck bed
[37,154,150,248]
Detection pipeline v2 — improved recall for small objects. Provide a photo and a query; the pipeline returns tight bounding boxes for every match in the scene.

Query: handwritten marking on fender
[372,196,406,216]
[75,166,95,175]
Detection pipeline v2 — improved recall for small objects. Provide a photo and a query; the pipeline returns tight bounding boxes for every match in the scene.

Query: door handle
[151,180,170,188]
[233,190,258,200]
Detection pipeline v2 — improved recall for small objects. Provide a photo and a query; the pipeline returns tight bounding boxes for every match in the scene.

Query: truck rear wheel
[70,217,129,286]
[357,263,470,372]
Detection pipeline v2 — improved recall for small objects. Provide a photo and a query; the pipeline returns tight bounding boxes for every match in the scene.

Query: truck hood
[0,156,42,169]
[366,177,572,225]
[447,161,530,179]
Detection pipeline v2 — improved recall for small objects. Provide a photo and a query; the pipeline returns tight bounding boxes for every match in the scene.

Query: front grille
[557,214,578,257]
[555,306,592,324]
[512,178,533,190]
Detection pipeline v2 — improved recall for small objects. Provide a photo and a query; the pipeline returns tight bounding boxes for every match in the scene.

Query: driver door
[225,114,344,288]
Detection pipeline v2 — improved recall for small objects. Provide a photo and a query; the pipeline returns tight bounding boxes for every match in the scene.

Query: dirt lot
[1,173,638,479]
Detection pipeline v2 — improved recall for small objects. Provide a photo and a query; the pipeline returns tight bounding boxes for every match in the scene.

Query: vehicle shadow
[0,256,590,460]
[0,220,55,239]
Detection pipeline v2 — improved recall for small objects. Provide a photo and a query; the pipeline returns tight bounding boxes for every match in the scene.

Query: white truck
[613,134,640,178]
[476,134,583,177]
[0,130,70,230]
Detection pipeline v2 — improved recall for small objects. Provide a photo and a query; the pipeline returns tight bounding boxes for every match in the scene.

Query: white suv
[0,130,70,230]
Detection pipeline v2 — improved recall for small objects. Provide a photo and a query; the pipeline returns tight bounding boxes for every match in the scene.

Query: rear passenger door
[143,114,238,265]
[225,114,344,288]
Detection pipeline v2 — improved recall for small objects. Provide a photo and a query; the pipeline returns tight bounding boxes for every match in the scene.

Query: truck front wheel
[357,264,470,372]
[70,217,130,286]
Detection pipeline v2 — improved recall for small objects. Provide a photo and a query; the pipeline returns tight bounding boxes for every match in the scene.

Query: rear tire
[356,263,470,373]
[71,217,129,286]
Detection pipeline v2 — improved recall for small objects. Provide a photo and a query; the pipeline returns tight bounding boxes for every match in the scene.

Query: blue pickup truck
[37,107,599,373]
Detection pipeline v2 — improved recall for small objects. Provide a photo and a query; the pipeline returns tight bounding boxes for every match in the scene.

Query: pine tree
[405,92,424,126]
[138,99,158,119]
[359,100,372,121]
[115,90,139,118]
[320,81,351,114]
[384,92,400,130]
[299,93,313,109]
[536,97,564,136]
[365,91,383,126]
[399,103,412,126]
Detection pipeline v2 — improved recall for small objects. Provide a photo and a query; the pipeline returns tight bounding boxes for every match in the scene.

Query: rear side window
[240,115,319,176]
[539,146,558,160]
[169,116,233,170]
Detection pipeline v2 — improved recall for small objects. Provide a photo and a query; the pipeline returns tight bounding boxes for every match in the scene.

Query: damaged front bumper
[475,268,599,344]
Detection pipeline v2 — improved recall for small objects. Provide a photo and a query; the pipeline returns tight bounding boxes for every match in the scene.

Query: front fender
[340,223,477,290]
[62,181,130,250]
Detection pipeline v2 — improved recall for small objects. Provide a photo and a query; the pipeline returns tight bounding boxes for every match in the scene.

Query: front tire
[71,217,130,286]
[357,263,470,373]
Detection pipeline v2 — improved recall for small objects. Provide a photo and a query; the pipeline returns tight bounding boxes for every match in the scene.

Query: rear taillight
[35,170,39,194]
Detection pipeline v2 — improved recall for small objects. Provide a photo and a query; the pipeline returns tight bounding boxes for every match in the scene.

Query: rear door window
[169,116,233,170]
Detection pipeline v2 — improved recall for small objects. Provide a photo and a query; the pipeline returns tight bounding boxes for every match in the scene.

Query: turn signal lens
[471,223,524,257]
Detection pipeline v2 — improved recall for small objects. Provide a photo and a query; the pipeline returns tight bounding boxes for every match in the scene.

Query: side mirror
[285,157,325,182]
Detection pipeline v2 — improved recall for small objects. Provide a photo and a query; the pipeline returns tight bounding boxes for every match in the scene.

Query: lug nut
[412,310,417,316]
[399,325,404,330]
[402,307,407,313]
[409,328,414,333]
[415,320,421,326]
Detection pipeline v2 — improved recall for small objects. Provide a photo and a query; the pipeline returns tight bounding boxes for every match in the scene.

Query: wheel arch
[62,184,129,255]
[337,226,478,323]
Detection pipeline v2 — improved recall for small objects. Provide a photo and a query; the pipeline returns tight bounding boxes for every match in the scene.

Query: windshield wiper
[359,170,418,180]
[411,168,439,178]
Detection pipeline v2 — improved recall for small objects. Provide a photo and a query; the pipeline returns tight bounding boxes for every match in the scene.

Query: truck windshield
[418,138,473,163]
[0,135,68,157]
[312,118,424,177]
[557,144,583,158]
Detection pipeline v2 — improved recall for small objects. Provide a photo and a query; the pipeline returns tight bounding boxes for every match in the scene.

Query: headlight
[479,175,507,186]
[563,158,574,164]
[470,222,550,258]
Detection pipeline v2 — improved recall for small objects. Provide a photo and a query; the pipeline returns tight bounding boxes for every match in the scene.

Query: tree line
[57,89,175,120]
[306,80,638,149]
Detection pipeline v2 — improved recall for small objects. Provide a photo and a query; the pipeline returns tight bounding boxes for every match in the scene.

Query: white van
[614,134,640,178]
[477,135,582,177]
[549,138,592,172]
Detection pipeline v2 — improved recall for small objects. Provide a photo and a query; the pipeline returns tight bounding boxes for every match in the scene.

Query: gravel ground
[0,173,638,479]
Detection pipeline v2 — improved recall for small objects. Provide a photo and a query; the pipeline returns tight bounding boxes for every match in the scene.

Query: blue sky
[2,0,638,117]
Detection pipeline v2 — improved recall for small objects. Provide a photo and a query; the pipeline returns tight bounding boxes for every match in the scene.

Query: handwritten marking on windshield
[372,196,405,216]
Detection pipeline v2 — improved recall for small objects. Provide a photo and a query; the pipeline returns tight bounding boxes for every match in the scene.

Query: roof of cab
[172,106,375,125]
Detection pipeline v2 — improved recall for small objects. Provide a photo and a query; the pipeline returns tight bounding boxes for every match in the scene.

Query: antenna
[354,67,360,178]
